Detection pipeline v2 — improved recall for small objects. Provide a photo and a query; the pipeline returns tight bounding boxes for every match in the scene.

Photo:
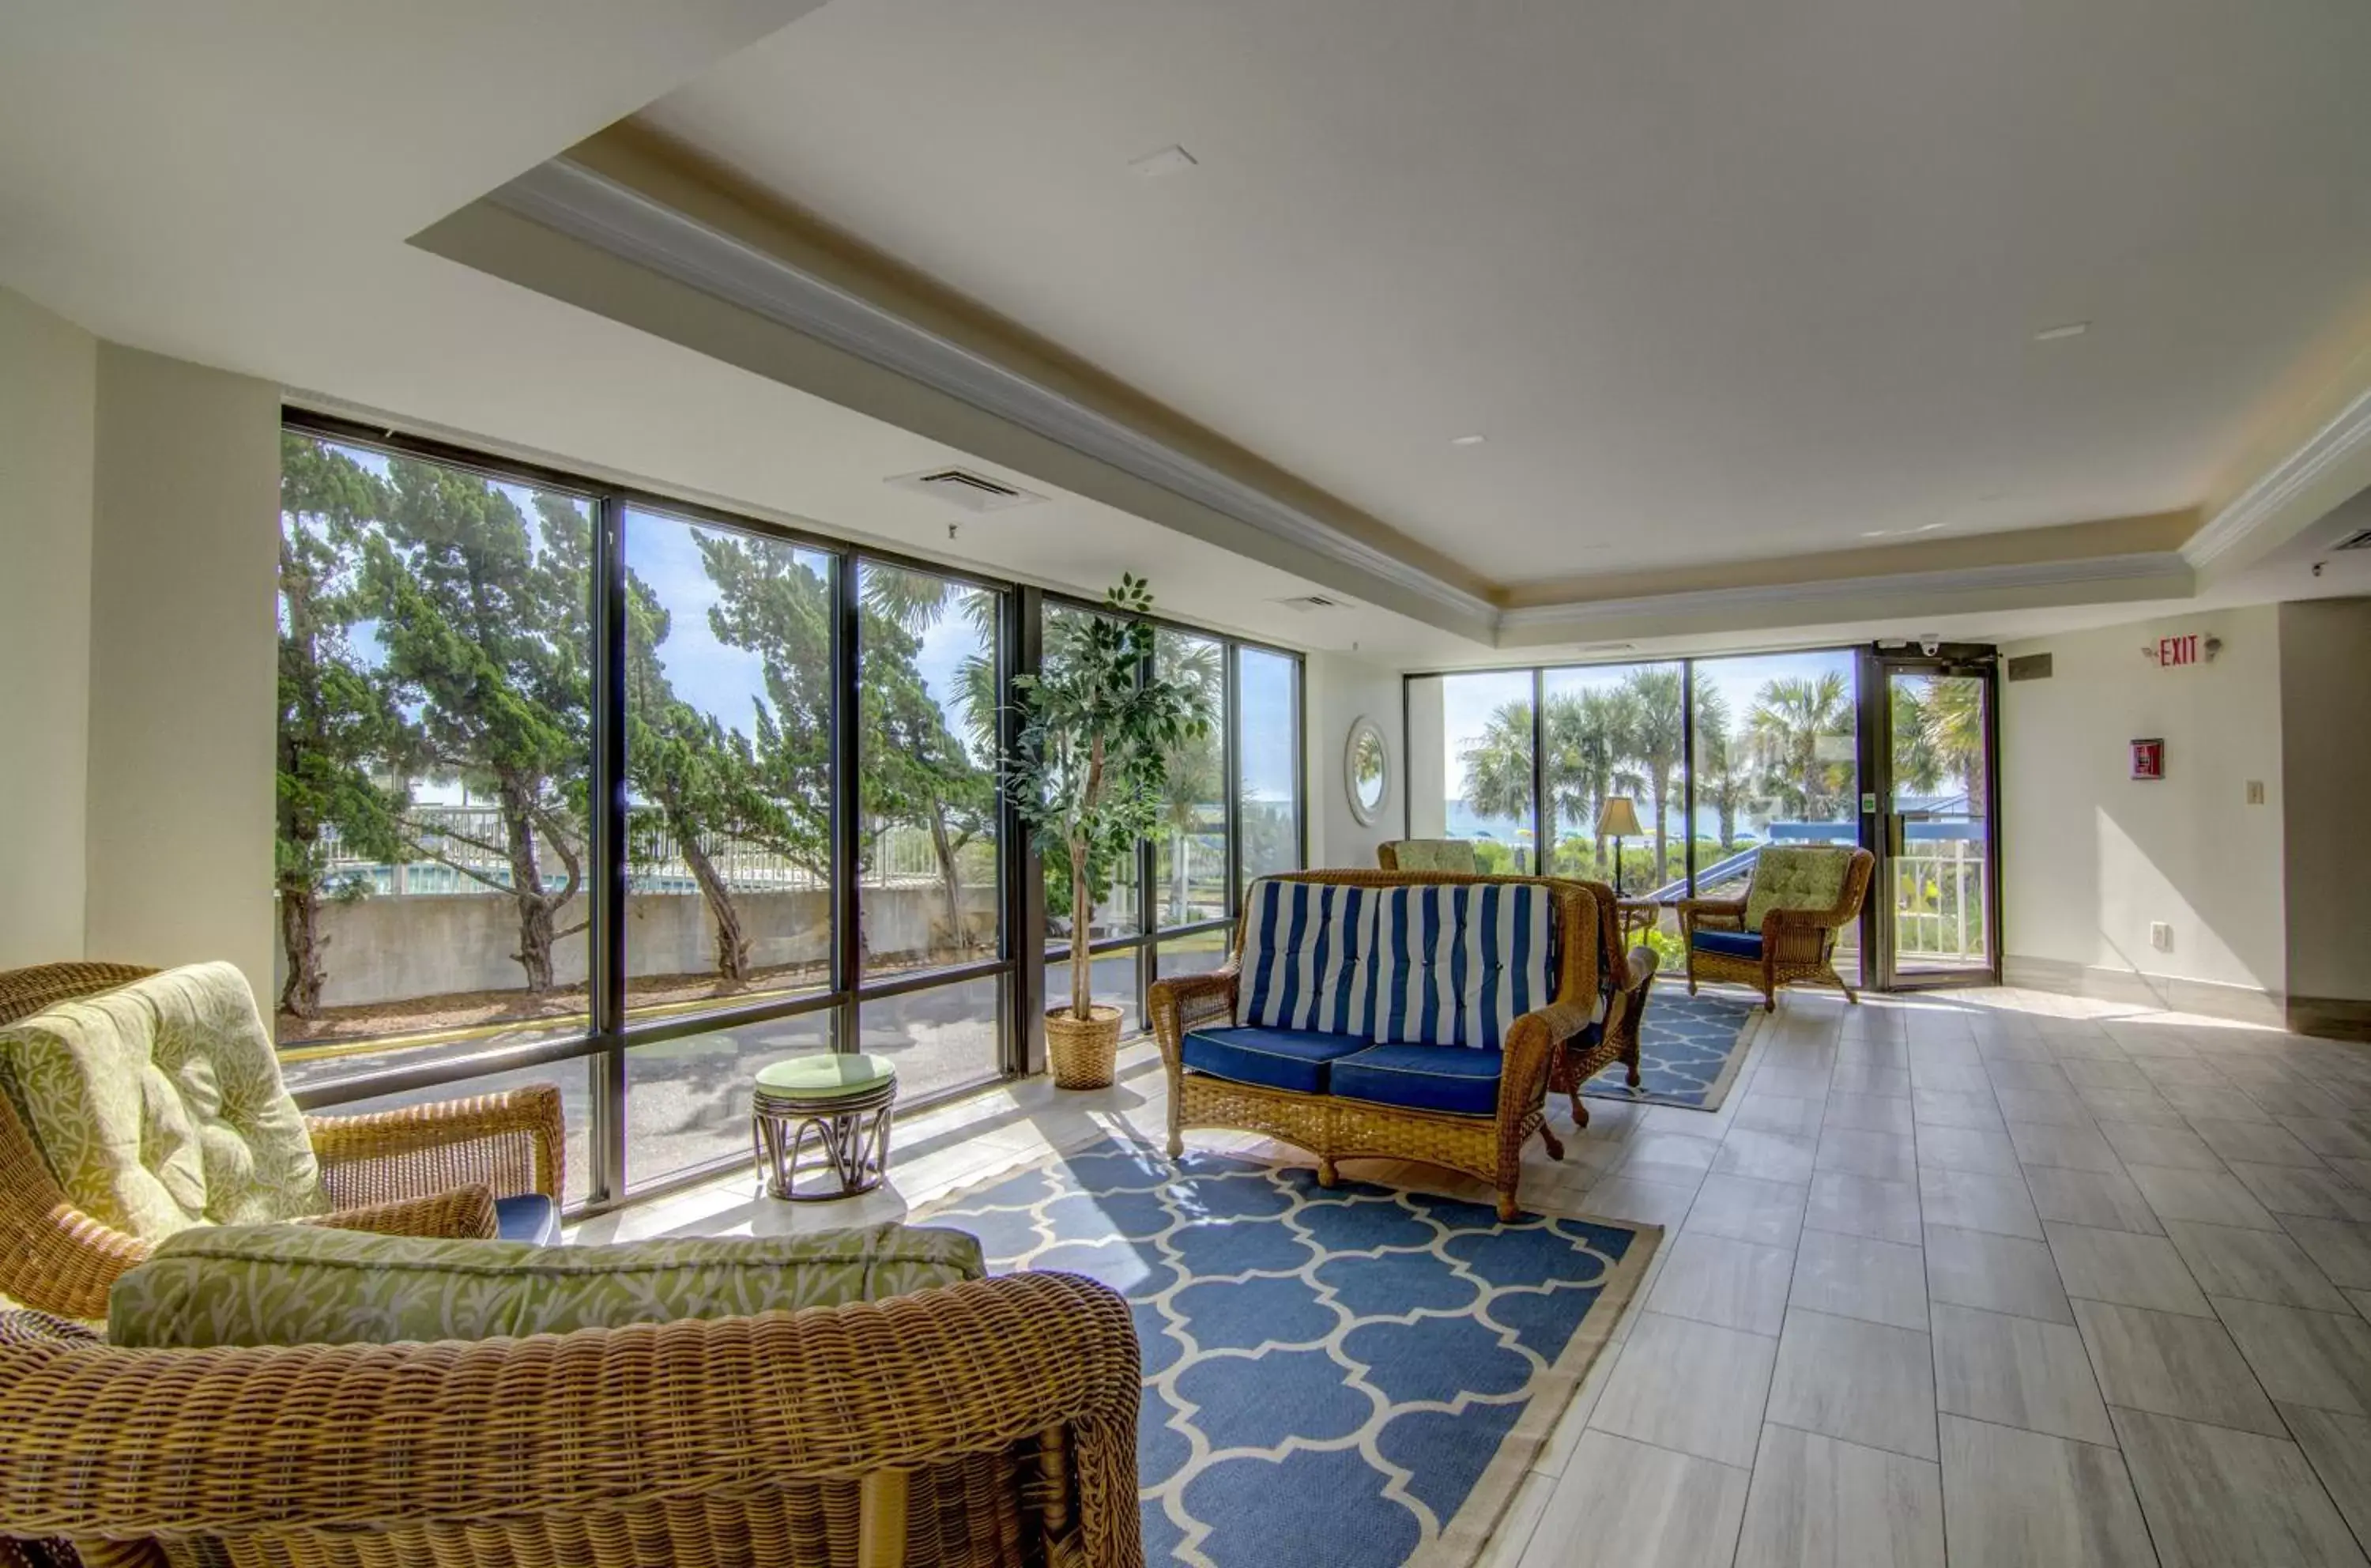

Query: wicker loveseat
[0,961,564,1321]
[1148,870,1643,1219]
[1679,846,1875,1008]
[0,1264,1143,1568]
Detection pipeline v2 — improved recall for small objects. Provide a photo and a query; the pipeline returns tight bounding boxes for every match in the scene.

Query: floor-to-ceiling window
[1038,596,1306,1037]
[1407,670,1538,872]
[1407,649,1864,978]
[1691,650,1862,983]
[273,413,1303,1208]
[1540,661,1689,896]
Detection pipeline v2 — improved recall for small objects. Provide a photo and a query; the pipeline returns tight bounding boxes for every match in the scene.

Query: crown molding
[487,157,1498,627]
[1497,550,2192,637]
[2186,383,2371,569]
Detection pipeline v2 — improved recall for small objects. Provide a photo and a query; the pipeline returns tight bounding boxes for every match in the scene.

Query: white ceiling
[643,0,2371,586]
[0,0,1478,661]
[2,0,2362,670]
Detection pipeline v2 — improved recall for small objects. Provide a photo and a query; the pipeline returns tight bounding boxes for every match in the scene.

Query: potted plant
[1007,575,1211,1088]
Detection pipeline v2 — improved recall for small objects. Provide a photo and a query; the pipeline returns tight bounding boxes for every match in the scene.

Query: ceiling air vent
[884,466,1045,514]
[2334,527,2371,552]
[1273,594,1351,612]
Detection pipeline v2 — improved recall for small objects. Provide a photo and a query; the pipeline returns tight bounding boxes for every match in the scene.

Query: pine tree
[274,435,411,1018]
[364,463,590,993]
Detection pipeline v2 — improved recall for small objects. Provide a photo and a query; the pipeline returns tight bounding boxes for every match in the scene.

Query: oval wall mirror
[1346,717,1390,827]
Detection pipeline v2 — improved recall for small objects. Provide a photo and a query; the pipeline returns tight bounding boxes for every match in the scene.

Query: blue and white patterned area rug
[918,1139,1656,1568]
[1584,987,1762,1110]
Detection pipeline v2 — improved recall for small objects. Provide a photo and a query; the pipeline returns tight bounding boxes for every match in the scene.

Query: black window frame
[276,408,1303,1214]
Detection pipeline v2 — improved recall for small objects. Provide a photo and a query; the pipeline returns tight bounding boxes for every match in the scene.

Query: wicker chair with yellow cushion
[0,1219,1142,1568]
[0,960,564,1321]
[1149,869,1610,1220]
[1375,839,1479,873]
[1679,846,1875,1008]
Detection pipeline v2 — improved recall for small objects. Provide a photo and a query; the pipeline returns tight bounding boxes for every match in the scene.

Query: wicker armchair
[1540,878,1662,1126]
[1678,848,1875,1008]
[0,1267,1144,1568]
[0,962,564,1321]
[1150,869,1615,1220]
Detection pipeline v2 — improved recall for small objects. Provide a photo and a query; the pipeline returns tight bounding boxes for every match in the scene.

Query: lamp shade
[1596,796,1645,839]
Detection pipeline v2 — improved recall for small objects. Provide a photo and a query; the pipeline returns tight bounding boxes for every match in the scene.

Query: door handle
[1886,814,1905,857]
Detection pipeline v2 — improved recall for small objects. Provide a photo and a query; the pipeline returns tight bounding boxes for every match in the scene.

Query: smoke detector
[884,466,1045,514]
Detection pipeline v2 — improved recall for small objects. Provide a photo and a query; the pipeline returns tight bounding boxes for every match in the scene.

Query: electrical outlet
[2246,780,2266,805]
[2150,922,2173,952]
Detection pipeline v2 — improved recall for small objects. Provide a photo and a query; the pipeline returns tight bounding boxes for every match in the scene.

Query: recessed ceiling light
[1449,434,1488,447]
[1128,145,1198,178]
[2033,322,2090,341]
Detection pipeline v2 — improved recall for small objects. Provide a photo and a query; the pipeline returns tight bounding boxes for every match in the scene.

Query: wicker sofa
[0,1268,1142,1568]
[0,961,564,1321]
[1149,870,1646,1219]
[1679,846,1875,1008]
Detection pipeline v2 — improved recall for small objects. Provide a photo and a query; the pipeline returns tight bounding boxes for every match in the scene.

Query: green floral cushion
[109,1221,987,1348]
[1389,840,1480,873]
[1743,846,1853,930]
[0,963,322,1240]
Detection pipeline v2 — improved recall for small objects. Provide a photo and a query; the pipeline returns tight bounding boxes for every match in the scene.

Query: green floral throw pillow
[0,963,322,1239]
[110,1221,986,1348]
[1742,846,1852,931]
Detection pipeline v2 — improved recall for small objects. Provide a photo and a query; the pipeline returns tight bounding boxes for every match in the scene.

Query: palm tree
[1462,700,1535,864]
[1691,684,1747,850]
[1921,677,1986,812]
[1619,669,1685,884]
[1748,671,1853,822]
[1541,687,1634,874]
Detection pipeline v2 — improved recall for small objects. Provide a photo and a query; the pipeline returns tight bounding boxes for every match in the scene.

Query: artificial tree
[1007,575,1211,1084]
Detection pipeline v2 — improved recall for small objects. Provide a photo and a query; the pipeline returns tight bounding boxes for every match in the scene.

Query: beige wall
[84,345,281,1006]
[0,286,99,968]
[1999,605,2286,1018]
[1305,650,1403,869]
[2277,598,2371,1016]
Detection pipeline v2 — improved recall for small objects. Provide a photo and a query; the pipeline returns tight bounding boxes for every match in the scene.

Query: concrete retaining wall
[279,886,998,1008]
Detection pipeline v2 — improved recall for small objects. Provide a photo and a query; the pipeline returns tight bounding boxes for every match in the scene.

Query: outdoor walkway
[586,986,2371,1568]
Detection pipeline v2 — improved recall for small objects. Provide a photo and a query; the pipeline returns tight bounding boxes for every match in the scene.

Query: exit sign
[2155,634,2201,667]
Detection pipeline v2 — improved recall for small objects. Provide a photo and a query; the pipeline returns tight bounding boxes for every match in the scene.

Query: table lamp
[1596,795,1645,896]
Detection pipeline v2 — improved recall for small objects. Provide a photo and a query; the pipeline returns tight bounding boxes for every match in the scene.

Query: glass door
[1867,654,2000,988]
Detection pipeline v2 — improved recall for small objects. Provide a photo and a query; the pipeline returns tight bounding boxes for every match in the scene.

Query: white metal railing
[1893,840,1986,961]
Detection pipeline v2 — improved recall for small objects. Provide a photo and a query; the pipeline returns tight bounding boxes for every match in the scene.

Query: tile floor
[584,985,2371,1568]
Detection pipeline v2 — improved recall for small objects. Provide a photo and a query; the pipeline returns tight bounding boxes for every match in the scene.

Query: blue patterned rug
[1584,987,1761,1110]
[918,1140,1655,1568]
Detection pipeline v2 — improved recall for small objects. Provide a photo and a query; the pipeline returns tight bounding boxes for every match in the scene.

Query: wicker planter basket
[1044,1004,1124,1090]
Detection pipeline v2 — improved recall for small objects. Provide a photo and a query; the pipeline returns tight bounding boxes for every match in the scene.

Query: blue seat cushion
[1182,1026,1370,1096]
[1691,929,1765,960]
[495,1192,563,1247]
[1330,1044,1503,1119]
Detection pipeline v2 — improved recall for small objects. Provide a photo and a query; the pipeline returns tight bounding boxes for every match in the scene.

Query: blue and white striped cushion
[1372,884,1555,1049]
[1235,880,1382,1035]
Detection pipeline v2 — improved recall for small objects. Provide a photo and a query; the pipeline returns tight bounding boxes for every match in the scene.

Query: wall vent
[884,466,1045,513]
[1273,594,1351,612]
[2334,527,2371,552]
[2005,653,2053,682]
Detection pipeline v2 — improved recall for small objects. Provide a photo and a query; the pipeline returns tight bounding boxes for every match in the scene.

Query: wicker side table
[752,1054,899,1201]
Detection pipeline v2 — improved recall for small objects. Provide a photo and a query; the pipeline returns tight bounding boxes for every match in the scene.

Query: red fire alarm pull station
[2131,738,2165,780]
